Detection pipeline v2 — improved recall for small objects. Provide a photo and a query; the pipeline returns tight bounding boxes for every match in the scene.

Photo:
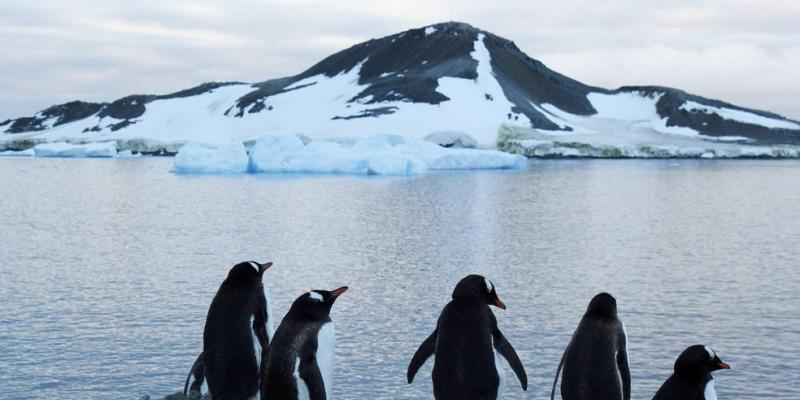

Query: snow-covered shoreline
[496,125,800,159]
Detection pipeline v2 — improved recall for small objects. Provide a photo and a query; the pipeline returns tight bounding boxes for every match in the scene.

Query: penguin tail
[183,352,205,397]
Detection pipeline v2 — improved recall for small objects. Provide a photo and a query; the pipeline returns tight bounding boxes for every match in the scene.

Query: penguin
[407,274,528,400]
[184,261,274,400]
[261,286,348,400]
[550,292,630,400]
[651,345,731,400]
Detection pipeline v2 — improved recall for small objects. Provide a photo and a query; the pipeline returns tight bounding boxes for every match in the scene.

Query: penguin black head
[585,292,618,319]
[452,274,506,310]
[674,345,731,379]
[289,286,348,319]
[226,261,273,283]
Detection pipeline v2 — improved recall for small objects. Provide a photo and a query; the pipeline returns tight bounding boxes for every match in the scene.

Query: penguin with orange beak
[651,345,731,400]
[407,274,527,399]
[261,286,349,400]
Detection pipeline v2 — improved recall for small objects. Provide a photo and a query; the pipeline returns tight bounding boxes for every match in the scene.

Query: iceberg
[116,150,142,158]
[33,141,117,158]
[247,134,525,176]
[0,149,35,157]
[424,131,479,148]
[173,141,249,174]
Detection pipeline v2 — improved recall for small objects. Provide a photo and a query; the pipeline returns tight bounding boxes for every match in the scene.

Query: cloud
[1,0,798,121]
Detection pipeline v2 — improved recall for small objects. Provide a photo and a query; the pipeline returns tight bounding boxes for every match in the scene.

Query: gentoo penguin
[407,275,527,400]
[261,286,348,400]
[551,292,630,400]
[651,345,731,400]
[184,261,274,400]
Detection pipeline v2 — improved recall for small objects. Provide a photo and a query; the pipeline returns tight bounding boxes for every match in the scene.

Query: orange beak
[258,262,273,273]
[494,296,507,310]
[331,286,348,298]
[716,361,731,370]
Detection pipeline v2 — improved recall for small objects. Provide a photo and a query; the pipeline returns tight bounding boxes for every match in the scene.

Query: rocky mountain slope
[2,22,798,156]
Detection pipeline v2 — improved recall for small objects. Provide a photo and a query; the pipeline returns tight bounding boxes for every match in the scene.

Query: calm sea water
[0,158,798,400]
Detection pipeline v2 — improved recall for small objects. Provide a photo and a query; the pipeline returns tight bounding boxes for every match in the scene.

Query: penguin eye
[308,291,324,302]
[484,278,494,293]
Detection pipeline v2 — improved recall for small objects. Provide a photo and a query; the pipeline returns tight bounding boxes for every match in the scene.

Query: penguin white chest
[316,323,336,397]
[293,357,311,400]
[250,315,262,368]
[704,379,718,400]
[491,337,506,400]
[493,349,506,400]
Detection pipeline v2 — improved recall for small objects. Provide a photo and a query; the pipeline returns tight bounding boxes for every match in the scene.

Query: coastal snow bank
[33,142,117,158]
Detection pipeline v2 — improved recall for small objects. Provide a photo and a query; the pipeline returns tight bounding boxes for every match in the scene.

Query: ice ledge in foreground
[173,134,526,175]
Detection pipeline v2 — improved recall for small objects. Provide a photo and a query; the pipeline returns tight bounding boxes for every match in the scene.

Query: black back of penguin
[407,275,527,400]
[261,287,348,400]
[203,261,273,400]
[652,345,731,400]
[551,292,630,400]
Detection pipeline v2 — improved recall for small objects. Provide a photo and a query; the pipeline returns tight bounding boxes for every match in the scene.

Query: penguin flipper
[617,329,631,400]
[183,352,205,396]
[550,345,567,400]
[407,329,437,384]
[299,353,327,400]
[493,329,528,391]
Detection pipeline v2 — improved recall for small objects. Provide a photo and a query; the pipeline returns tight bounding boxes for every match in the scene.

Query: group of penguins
[182,261,731,400]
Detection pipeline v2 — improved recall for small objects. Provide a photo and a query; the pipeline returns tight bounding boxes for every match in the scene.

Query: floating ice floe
[0,149,35,157]
[33,141,118,158]
[174,134,526,175]
[173,141,249,174]
[116,150,143,158]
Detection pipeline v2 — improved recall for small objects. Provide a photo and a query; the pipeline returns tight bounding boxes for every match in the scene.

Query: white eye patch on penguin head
[674,345,732,377]
[704,346,716,361]
[452,274,506,310]
[228,261,273,282]
[292,286,349,319]
[308,291,324,302]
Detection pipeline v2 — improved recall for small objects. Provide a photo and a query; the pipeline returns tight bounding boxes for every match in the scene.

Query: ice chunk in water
[173,141,249,174]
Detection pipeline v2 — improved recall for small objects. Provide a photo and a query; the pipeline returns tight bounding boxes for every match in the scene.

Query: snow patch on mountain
[679,101,800,130]
[540,91,702,139]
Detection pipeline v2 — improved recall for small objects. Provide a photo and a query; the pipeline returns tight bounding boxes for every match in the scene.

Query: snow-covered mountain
[2,21,799,157]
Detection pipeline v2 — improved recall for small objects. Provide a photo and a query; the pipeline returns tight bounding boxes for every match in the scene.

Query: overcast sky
[1,0,798,121]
